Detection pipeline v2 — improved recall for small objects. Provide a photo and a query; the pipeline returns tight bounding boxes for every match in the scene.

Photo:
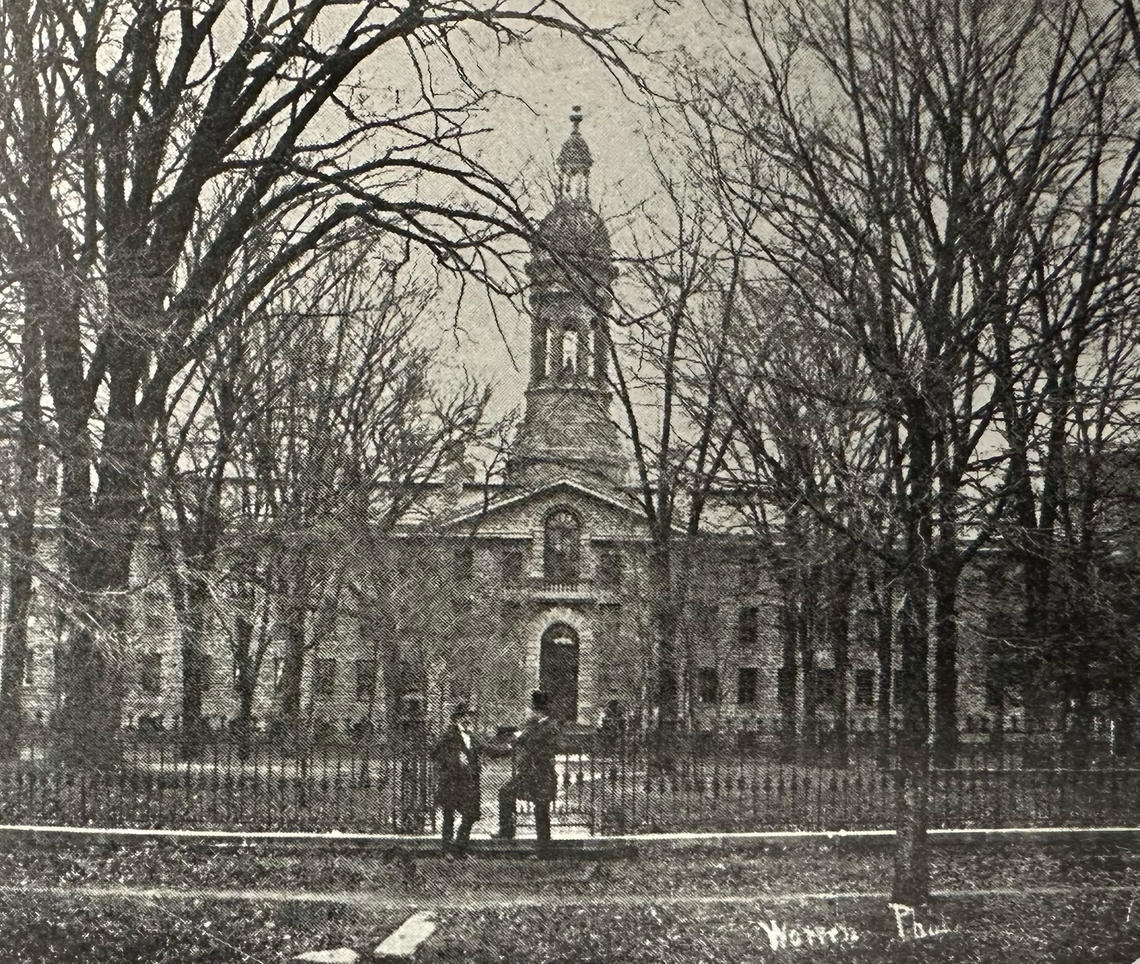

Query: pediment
[432,478,649,539]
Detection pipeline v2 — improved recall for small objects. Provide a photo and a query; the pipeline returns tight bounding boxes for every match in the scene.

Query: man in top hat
[497,690,560,844]
[431,701,497,857]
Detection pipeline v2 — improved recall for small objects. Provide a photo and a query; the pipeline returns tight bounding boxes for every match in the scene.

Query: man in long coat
[431,702,487,857]
[497,690,560,843]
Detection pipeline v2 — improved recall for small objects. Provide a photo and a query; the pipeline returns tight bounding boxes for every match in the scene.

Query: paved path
[2,882,1135,912]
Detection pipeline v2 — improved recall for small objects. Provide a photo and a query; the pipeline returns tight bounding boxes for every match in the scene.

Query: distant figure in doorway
[431,702,506,857]
[497,690,560,845]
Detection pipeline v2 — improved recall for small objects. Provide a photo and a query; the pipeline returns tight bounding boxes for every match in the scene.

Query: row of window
[451,539,768,591]
[451,533,625,586]
[93,654,385,702]
[19,647,1008,710]
[696,667,881,708]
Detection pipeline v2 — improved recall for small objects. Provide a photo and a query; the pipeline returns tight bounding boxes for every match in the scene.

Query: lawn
[2,885,1136,963]
[0,891,402,964]
[2,840,1139,961]
[417,892,1140,963]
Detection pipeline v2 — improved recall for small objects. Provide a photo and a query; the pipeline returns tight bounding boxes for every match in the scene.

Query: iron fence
[0,729,436,834]
[0,725,1137,836]
[546,727,1140,834]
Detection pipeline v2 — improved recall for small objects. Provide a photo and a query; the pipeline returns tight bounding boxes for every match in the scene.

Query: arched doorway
[539,623,580,722]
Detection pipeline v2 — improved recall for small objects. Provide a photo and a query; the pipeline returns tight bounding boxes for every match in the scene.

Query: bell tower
[508,108,627,489]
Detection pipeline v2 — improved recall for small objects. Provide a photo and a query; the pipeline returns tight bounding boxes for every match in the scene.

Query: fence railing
[547,731,1140,834]
[0,729,436,834]
[1,726,1137,836]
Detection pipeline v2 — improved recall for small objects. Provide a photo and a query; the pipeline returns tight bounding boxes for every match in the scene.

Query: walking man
[497,690,560,845]
[431,702,487,857]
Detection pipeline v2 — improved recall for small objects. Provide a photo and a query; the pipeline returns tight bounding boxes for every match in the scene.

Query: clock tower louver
[508,108,627,490]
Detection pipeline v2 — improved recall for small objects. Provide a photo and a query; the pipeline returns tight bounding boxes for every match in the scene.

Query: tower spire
[557,104,592,202]
[509,109,625,489]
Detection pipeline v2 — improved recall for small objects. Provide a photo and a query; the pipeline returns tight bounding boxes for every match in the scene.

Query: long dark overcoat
[503,715,560,803]
[431,725,483,819]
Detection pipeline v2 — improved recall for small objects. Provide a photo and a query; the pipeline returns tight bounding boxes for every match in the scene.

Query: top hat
[530,690,551,713]
[451,701,477,720]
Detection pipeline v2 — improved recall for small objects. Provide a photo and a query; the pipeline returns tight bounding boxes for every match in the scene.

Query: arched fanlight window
[544,508,581,582]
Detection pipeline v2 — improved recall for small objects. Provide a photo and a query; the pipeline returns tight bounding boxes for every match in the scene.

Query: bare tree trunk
[233,608,257,760]
[870,568,895,767]
[178,577,210,759]
[830,564,855,766]
[893,582,931,905]
[277,557,307,743]
[778,594,798,755]
[892,404,934,904]
[650,543,680,725]
[932,563,960,767]
[0,305,42,758]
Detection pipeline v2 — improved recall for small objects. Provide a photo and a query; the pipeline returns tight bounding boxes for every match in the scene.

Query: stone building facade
[3,111,1072,740]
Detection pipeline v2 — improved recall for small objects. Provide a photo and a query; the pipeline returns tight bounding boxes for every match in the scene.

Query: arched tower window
[561,329,578,376]
[544,508,581,582]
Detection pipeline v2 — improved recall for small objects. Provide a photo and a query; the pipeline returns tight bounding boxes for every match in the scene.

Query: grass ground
[2,842,1139,962]
[416,892,1140,963]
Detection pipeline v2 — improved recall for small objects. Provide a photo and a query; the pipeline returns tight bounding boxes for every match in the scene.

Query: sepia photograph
[1,0,1139,960]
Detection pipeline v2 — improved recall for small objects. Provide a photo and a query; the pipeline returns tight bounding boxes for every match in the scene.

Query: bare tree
[720,281,893,764]
[606,160,747,742]
[680,0,1138,902]
[217,247,488,743]
[0,0,647,758]
[0,0,61,755]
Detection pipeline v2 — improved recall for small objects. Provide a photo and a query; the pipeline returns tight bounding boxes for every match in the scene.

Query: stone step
[373,910,439,962]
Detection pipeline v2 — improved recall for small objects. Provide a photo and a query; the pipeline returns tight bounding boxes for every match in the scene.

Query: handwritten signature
[757,919,862,950]
[889,903,954,940]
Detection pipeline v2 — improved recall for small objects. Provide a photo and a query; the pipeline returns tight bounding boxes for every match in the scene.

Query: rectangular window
[273,656,285,693]
[697,667,719,704]
[141,592,165,634]
[738,606,758,647]
[501,601,523,636]
[454,545,474,580]
[777,665,796,705]
[854,668,874,707]
[812,668,836,709]
[693,604,716,642]
[355,659,377,702]
[854,610,877,650]
[984,672,1003,708]
[597,549,623,587]
[737,667,759,705]
[141,652,162,694]
[501,547,525,584]
[313,658,336,700]
[738,548,760,593]
[199,654,214,692]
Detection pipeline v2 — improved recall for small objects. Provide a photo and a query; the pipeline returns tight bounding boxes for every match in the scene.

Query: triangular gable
[434,478,647,532]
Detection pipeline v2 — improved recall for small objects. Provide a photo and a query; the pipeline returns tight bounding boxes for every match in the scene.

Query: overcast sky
[390,1,744,420]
